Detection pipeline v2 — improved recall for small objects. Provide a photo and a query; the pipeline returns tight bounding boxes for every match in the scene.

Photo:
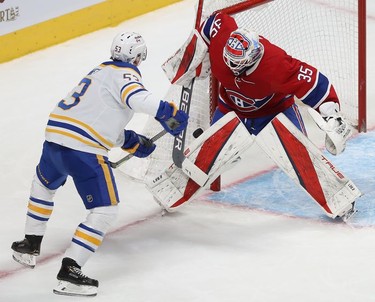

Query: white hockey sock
[64,205,118,267]
[25,175,56,236]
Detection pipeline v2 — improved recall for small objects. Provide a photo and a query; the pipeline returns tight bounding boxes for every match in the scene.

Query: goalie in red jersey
[154,11,360,220]
[198,12,351,153]
[164,12,352,155]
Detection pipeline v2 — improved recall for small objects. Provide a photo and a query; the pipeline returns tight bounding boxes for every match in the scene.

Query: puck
[193,128,204,138]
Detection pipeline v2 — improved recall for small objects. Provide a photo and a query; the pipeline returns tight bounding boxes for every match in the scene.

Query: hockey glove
[323,115,352,155]
[155,101,189,136]
[122,130,156,158]
[313,102,352,155]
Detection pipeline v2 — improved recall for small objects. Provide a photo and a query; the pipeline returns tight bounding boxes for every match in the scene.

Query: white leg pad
[147,112,254,212]
[256,113,361,219]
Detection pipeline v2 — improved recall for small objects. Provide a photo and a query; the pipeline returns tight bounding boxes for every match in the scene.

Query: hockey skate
[53,257,99,297]
[11,235,43,268]
[337,202,357,223]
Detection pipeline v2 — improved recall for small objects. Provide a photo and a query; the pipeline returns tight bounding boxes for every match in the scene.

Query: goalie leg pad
[147,112,255,212]
[256,113,361,219]
[147,166,185,211]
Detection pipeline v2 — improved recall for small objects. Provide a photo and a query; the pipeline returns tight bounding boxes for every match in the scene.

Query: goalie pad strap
[271,118,331,213]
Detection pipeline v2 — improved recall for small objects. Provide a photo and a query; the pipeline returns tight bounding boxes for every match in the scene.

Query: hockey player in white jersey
[11,32,188,297]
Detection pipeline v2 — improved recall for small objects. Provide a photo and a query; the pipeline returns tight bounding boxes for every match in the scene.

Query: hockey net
[119,0,366,188]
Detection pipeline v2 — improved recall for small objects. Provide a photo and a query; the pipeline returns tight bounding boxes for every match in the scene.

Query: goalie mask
[223,28,264,76]
[110,32,147,66]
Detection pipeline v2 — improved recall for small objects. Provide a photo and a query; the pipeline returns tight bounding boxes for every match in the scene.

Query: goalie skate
[337,202,357,223]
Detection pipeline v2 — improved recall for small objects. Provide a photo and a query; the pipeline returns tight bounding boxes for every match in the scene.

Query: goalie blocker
[147,111,361,221]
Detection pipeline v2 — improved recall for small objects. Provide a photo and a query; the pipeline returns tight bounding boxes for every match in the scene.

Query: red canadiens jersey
[199,13,339,119]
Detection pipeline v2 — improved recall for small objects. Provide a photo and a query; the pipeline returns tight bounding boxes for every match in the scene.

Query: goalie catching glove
[310,102,353,155]
[122,130,156,158]
[323,115,352,155]
[155,101,189,136]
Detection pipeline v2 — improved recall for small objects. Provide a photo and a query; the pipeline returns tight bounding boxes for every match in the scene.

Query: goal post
[119,0,367,191]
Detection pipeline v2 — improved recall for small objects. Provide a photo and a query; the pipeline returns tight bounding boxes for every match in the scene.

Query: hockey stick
[109,129,167,169]
[170,78,210,186]
[172,79,195,168]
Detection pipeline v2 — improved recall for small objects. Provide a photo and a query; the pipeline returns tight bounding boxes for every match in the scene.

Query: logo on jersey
[225,89,274,113]
[225,32,250,59]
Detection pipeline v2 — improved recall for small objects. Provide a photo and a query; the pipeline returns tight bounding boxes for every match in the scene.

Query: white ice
[1,0,375,301]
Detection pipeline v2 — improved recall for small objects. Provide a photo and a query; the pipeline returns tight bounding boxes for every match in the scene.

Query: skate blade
[53,280,98,297]
[12,252,36,268]
[341,208,358,223]
[342,202,358,222]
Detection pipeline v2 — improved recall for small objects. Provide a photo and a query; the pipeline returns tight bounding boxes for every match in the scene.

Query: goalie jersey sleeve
[200,12,340,119]
[45,61,161,156]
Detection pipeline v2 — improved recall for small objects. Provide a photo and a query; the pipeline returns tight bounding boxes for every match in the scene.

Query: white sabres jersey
[45,61,160,156]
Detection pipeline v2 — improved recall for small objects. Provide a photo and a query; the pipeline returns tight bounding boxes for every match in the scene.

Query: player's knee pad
[30,175,56,201]
[84,205,118,234]
[25,175,57,235]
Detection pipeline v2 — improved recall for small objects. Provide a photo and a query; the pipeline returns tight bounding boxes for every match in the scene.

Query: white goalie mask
[223,28,264,76]
[110,32,147,66]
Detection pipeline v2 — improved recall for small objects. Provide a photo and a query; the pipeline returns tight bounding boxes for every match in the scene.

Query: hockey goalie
[146,10,362,221]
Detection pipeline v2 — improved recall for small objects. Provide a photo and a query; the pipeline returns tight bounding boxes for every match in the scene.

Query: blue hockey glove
[155,101,189,136]
[122,130,156,158]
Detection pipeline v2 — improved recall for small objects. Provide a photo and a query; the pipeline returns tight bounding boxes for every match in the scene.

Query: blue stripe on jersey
[125,88,147,108]
[29,196,54,206]
[78,223,104,237]
[72,238,95,253]
[47,120,108,150]
[201,15,216,44]
[120,81,146,108]
[302,72,330,108]
[27,212,49,221]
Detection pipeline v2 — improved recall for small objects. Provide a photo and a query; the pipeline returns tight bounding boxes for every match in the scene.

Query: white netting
[120,0,361,183]
[231,0,359,125]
